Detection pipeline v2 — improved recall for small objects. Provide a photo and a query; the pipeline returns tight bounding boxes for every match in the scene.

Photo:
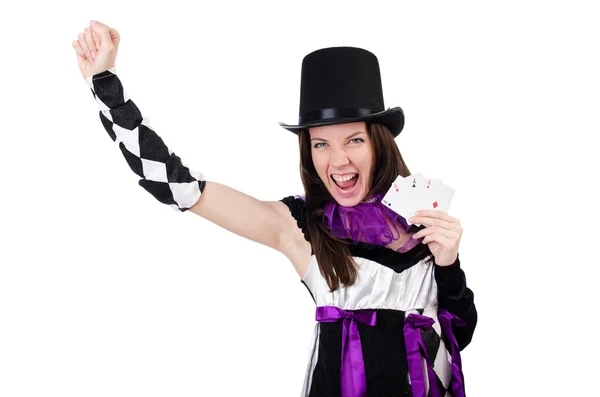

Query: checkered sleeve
[85,67,205,212]
[434,254,477,350]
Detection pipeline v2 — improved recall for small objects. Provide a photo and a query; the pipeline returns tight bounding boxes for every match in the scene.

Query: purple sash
[316,306,377,397]
[404,313,442,397]
[438,308,467,397]
[404,310,467,397]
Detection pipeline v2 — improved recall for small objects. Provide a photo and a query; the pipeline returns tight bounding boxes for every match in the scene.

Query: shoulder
[276,195,313,272]
[279,195,310,242]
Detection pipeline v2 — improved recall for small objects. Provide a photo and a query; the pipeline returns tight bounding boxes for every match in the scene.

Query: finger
[84,27,96,53]
[409,215,461,233]
[414,225,453,240]
[90,22,101,52]
[422,232,452,246]
[90,20,111,30]
[90,20,120,44]
[89,21,115,51]
[89,20,112,39]
[77,32,90,56]
[415,209,459,224]
[409,215,450,228]
[424,226,458,239]
[72,40,86,58]
[415,209,455,223]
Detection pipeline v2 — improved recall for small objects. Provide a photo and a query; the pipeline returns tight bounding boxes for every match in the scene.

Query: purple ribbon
[316,306,377,397]
[437,308,467,397]
[404,313,442,397]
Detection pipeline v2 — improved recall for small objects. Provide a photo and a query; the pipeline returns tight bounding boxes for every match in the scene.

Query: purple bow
[438,308,467,397]
[316,306,377,397]
[404,313,442,397]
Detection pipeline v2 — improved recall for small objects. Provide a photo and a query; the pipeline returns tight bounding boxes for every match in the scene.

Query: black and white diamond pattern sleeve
[85,66,206,212]
[434,254,478,351]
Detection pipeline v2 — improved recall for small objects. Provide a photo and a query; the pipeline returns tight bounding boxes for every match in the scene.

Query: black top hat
[279,46,404,137]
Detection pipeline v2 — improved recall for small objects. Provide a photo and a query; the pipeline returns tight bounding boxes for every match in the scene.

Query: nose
[330,148,350,168]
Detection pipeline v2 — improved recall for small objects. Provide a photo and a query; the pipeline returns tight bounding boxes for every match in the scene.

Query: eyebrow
[310,131,366,142]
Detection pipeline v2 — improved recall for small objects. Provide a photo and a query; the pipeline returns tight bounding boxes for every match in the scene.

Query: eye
[350,138,364,144]
[313,142,327,149]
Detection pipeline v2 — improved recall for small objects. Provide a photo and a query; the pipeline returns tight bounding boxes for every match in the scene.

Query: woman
[73,20,477,397]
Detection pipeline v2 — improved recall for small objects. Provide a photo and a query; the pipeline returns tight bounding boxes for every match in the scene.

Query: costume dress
[280,195,477,397]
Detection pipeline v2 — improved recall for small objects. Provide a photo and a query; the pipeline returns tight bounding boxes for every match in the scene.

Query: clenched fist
[72,20,120,80]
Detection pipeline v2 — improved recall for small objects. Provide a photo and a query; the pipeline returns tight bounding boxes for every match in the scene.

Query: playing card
[397,173,425,223]
[382,173,423,225]
[394,173,422,194]
[421,177,444,210]
[424,177,443,193]
[424,183,455,214]
[382,172,455,227]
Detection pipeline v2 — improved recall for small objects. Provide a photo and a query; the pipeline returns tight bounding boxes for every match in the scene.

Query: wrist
[85,65,118,86]
[86,65,128,111]
[434,254,460,269]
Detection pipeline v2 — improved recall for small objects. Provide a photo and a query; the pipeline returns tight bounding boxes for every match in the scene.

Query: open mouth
[331,173,359,190]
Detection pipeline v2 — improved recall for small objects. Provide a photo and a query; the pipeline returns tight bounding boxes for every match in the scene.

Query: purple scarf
[297,193,420,251]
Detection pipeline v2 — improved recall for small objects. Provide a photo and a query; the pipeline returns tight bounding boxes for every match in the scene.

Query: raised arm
[74,21,304,255]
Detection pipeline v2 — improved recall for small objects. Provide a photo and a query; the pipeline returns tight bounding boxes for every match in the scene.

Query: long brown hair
[298,122,412,292]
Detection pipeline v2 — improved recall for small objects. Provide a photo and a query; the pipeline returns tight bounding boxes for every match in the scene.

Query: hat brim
[278,107,405,138]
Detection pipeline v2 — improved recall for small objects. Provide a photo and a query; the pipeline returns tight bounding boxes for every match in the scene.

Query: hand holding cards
[382,173,455,226]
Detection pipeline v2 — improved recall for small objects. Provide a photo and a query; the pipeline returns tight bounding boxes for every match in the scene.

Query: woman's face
[309,121,373,206]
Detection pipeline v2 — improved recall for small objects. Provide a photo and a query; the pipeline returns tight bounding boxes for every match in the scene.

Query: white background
[1,1,599,396]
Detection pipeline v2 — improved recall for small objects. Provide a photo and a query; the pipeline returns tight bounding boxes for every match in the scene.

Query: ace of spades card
[382,173,455,226]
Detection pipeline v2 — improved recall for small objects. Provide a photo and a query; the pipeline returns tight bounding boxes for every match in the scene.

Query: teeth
[332,174,357,182]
